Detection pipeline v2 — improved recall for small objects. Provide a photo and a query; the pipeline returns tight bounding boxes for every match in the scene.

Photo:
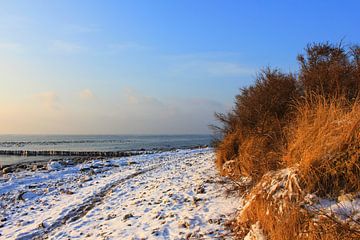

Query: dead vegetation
[284,96,360,197]
[214,42,360,239]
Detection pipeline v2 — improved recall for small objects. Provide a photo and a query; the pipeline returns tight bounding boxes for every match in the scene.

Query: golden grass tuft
[216,132,282,181]
[235,135,280,181]
[214,42,360,239]
[231,166,360,240]
[215,130,243,176]
[233,168,305,239]
[283,96,360,196]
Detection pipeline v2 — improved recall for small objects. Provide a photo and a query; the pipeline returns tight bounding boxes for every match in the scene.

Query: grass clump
[284,96,360,197]
[214,68,299,181]
[214,42,360,182]
[214,42,360,239]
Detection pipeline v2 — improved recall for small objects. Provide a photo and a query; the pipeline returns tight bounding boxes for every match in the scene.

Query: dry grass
[228,134,281,182]
[216,131,282,182]
[233,168,305,240]
[214,43,360,182]
[215,130,243,176]
[224,96,360,239]
[214,42,360,239]
[215,68,297,180]
[230,166,360,240]
[284,96,360,196]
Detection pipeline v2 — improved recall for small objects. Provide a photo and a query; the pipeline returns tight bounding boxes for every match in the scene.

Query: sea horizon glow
[0,1,359,134]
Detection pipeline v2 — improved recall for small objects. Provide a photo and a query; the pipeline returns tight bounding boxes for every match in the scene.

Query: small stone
[80,176,92,182]
[80,167,91,172]
[123,213,133,220]
[107,213,116,220]
[2,167,12,174]
[60,189,74,195]
[178,220,190,228]
[195,185,206,194]
[151,228,160,235]
[39,221,49,228]
[18,191,38,201]
[192,196,202,205]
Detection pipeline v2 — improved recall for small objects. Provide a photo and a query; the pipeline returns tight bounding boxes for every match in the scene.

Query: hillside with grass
[213,42,360,239]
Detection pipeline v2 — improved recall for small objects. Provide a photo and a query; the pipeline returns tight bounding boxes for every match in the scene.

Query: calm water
[0,135,211,166]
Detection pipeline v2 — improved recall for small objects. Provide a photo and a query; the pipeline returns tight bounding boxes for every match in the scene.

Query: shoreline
[0,145,209,174]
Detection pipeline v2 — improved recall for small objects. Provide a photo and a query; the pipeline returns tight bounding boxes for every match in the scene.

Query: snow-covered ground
[0,148,238,239]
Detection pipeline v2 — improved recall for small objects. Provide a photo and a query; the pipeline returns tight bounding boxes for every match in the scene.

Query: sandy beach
[0,148,238,239]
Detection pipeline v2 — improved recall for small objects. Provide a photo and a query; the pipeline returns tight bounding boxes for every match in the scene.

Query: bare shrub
[297,42,360,101]
[214,68,299,180]
[215,41,360,240]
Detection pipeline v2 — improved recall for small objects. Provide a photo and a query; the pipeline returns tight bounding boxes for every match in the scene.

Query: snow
[305,193,360,225]
[0,148,238,239]
[47,161,63,171]
[244,222,266,240]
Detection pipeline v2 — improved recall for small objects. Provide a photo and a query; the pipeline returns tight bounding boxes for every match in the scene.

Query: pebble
[123,213,133,220]
[195,185,206,194]
[2,167,12,174]
[18,192,39,201]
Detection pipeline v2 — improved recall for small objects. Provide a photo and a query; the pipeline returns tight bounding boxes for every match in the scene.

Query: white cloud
[108,42,148,52]
[205,61,254,76]
[161,52,254,79]
[33,91,61,110]
[113,87,227,134]
[0,14,30,31]
[79,89,95,100]
[64,24,101,33]
[123,87,164,106]
[49,40,85,54]
[0,42,23,53]
[172,60,254,77]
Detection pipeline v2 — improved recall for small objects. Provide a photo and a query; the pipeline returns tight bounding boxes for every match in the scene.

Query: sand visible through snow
[0,148,238,239]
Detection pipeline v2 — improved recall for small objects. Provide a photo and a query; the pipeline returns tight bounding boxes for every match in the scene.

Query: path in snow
[0,148,238,240]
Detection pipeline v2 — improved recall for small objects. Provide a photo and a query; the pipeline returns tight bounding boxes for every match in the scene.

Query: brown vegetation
[214,42,360,239]
[284,96,360,197]
[215,68,299,182]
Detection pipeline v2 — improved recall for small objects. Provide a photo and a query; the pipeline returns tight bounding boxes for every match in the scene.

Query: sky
[0,1,359,134]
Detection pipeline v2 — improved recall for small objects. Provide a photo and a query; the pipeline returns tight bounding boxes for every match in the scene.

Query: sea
[0,135,212,166]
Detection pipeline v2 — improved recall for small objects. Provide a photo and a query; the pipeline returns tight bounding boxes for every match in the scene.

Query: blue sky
[0,1,359,134]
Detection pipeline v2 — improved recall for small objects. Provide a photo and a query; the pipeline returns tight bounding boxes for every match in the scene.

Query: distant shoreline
[0,144,209,157]
[0,146,210,174]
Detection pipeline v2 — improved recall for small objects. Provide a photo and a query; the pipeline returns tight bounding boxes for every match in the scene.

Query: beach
[0,148,238,239]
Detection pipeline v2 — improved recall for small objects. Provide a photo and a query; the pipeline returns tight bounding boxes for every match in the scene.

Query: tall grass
[284,96,360,197]
[215,68,299,181]
[214,42,360,239]
[214,42,360,182]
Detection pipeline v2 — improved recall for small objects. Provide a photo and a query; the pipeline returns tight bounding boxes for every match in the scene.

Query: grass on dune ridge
[214,42,360,239]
